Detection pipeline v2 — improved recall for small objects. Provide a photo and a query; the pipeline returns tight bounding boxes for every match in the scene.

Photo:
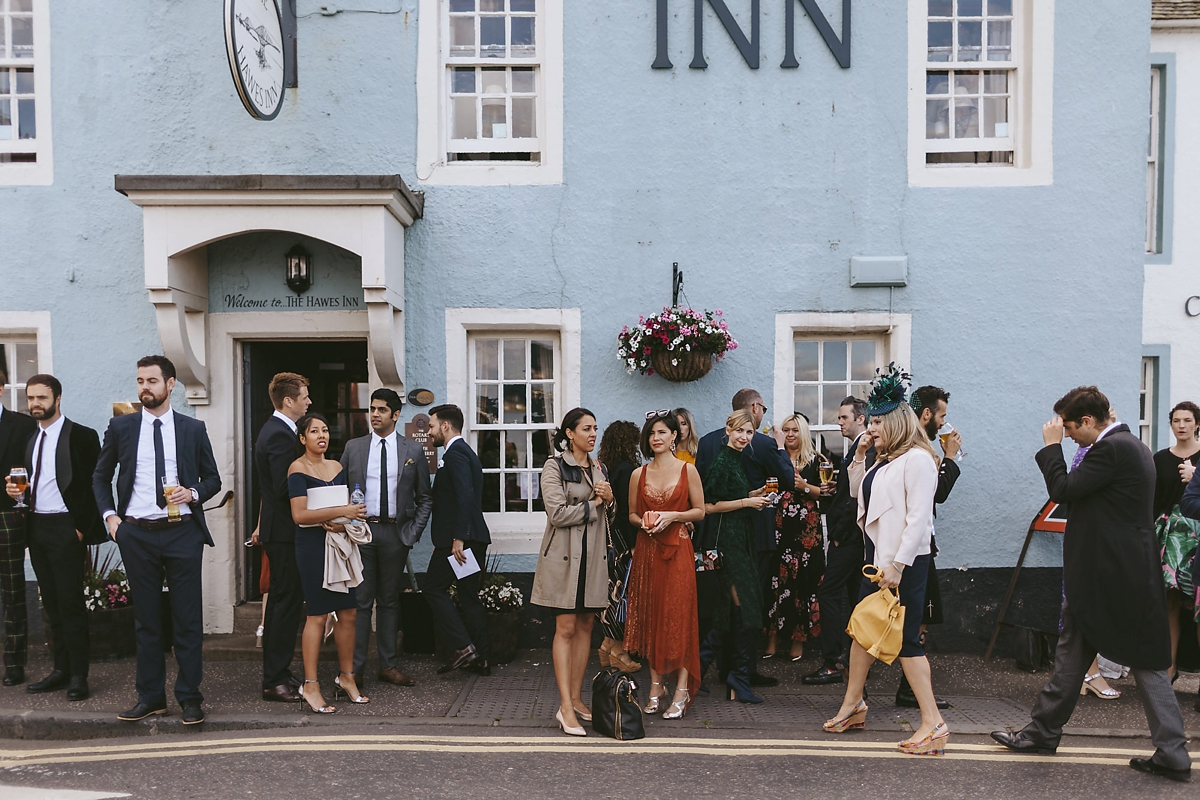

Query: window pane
[450,18,476,56]
[957,21,982,61]
[505,474,529,512]
[502,339,526,380]
[851,341,876,380]
[987,20,1011,61]
[954,96,980,138]
[794,385,818,423]
[480,16,505,57]
[479,431,502,469]
[0,71,8,93]
[794,341,818,381]
[927,21,952,61]
[926,98,950,138]
[476,384,499,424]
[531,383,553,423]
[532,429,552,467]
[505,431,528,468]
[14,342,37,381]
[14,68,32,94]
[530,339,553,378]
[11,17,32,58]
[503,384,527,423]
[482,473,501,512]
[954,72,979,94]
[987,0,1012,15]
[482,98,506,138]
[0,100,10,140]
[511,17,535,57]
[481,67,505,94]
[512,97,535,138]
[449,0,474,10]
[983,96,1008,137]
[926,71,949,95]
[480,0,503,10]
[512,67,535,93]
[452,96,477,139]
[476,338,498,379]
[983,70,1008,93]
[17,98,33,139]
[822,385,845,426]
[452,67,476,94]
[823,341,847,381]
[511,0,536,10]
[958,0,982,15]
[928,0,952,15]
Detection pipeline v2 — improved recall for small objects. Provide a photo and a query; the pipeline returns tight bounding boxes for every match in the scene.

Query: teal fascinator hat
[866,362,911,417]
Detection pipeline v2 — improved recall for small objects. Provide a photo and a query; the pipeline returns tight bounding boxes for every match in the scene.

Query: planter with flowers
[617,307,737,382]
[43,548,135,661]
[480,570,524,664]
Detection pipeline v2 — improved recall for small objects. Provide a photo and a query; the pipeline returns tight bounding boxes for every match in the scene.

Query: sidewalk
[2,637,1198,741]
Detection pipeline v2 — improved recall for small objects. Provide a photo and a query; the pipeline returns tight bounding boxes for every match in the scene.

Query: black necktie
[379,439,389,520]
[153,419,166,508]
[30,431,46,511]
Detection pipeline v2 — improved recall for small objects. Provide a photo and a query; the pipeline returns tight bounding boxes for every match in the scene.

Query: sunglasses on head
[645,409,671,420]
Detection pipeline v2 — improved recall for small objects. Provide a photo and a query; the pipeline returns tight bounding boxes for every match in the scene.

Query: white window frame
[1139,355,1157,448]
[792,335,887,458]
[0,310,52,411]
[417,0,563,186]
[908,0,1053,187]
[0,0,51,186]
[773,312,912,454]
[445,308,580,552]
[1146,66,1163,255]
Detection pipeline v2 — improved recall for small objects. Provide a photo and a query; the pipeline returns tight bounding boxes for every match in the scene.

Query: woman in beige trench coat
[532,407,614,736]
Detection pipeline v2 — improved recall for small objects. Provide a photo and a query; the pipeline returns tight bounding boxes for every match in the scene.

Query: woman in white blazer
[822,368,948,756]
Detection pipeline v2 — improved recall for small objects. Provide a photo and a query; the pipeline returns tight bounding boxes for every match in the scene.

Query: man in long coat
[992,386,1190,783]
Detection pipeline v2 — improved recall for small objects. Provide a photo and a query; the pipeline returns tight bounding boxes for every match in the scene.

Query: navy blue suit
[92,410,220,708]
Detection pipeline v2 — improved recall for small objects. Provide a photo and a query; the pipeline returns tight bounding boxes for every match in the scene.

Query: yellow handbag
[846,565,905,665]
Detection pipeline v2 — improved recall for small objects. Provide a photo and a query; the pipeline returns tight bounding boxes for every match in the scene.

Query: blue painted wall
[0,1,1151,575]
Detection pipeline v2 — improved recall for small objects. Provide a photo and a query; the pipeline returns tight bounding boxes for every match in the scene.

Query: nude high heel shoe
[555,708,586,737]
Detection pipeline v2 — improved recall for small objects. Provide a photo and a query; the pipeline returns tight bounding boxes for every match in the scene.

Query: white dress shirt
[444,434,463,452]
[30,416,68,515]
[366,431,398,518]
[273,409,297,433]
[1097,420,1124,442]
[121,408,191,521]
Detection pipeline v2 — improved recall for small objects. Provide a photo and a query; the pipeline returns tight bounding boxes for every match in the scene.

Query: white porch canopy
[115,174,424,404]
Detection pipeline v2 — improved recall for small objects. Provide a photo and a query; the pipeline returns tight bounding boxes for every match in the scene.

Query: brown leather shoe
[437,644,478,674]
[263,683,301,702]
[378,667,416,687]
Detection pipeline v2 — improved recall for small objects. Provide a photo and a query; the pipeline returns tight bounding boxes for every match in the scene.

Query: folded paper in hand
[449,548,481,579]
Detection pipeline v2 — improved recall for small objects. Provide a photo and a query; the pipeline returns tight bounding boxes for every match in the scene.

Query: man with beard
[93,356,220,724]
[892,385,961,709]
[4,374,103,700]
[0,368,37,687]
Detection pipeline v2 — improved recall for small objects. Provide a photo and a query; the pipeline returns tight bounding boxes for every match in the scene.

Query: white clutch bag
[306,485,350,522]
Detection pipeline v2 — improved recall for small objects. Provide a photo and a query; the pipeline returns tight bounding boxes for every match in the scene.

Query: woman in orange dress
[623,411,706,719]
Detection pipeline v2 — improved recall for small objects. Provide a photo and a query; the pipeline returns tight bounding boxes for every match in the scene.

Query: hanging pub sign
[224,0,286,120]
[405,414,439,474]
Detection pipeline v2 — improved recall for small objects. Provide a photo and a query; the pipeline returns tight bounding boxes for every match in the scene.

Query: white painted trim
[444,307,580,552]
[772,312,913,419]
[416,0,563,186]
[0,310,53,373]
[0,0,52,186]
[907,0,1054,187]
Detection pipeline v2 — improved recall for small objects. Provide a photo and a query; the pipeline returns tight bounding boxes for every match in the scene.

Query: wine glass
[938,423,966,461]
[8,468,28,508]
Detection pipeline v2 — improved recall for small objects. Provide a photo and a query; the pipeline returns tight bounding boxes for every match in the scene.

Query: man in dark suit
[4,374,103,700]
[992,386,1190,783]
[804,396,869,687]
[342,388,432,687]
[697,388,793,685]
[424,404,491,675]
[254,372,310,703]
[93,356,221,724]
[0,369,37,686]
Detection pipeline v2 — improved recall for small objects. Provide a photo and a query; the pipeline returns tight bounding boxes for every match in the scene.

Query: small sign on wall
[405,414,438,474]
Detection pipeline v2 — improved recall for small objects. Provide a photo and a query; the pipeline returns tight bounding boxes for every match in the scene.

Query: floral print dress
[767,457,823,644]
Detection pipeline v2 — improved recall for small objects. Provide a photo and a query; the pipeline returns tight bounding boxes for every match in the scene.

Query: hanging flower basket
[617,307,737,382]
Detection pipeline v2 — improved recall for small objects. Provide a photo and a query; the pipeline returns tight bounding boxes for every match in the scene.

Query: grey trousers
[352,521,410,674]
[1024,602,1191,771]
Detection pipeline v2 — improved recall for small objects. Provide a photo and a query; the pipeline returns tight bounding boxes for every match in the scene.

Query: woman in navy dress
[288,413,367,713]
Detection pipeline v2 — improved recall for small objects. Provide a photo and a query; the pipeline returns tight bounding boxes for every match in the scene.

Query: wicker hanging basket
[651,349,715,383]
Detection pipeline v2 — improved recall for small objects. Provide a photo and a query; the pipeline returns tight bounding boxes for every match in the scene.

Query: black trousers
[353,522,411,674]
[817,537,866,667]
[425,543,489,660]
[116,518,204,706]
[261,539,305,689]
[28,513,88,677]
[0,509,28,668]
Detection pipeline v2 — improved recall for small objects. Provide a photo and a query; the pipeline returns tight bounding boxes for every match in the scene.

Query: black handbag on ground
[1013,626,1055,672]
[591,667,645,741]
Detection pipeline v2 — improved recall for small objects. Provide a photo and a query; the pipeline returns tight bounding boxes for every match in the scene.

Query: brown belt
[126,516,184,531]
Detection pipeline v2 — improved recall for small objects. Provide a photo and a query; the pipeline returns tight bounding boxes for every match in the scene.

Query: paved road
[0,726,1192,799]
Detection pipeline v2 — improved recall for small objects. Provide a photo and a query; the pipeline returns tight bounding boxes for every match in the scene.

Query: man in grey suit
[341,389,432,688]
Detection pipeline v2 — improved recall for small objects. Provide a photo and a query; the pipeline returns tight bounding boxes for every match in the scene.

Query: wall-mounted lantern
[285,244,312,295]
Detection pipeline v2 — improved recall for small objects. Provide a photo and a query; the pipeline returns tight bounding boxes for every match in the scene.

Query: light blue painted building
[0,0,1152,639]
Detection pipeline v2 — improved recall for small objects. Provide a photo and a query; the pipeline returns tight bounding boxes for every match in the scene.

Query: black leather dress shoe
[895,689,951,710]
[2,666,24,686]
[748,672,779,688]
[118,702,167,721]
[263,683,301,702]
[66,676,89,701]
[990,730,1057,754]
[181,702,205,725]
[27,669,68,693]
[437,645,478,675]
[466,659,491,677]
[1129,757,1190,782]
[802,666,844,686]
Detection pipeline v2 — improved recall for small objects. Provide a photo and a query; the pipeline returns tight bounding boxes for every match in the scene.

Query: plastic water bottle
[351,484,364,505]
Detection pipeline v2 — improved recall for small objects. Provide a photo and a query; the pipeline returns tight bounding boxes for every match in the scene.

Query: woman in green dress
[700,408,772,703]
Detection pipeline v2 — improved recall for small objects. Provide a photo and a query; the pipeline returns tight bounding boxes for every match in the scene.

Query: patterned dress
[768,457,823,643]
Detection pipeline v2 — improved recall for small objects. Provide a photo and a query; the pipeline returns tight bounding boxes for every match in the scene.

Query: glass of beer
[938,423,967,461]
[765,477,779,493]
[8,468,28,508]
[819,458,834,484]
[161,476,182,522]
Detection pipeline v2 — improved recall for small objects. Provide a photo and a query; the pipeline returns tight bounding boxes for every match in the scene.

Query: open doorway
[241,340,370,601]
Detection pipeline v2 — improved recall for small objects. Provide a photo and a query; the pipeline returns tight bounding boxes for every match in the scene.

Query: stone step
[232,601,264,636]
